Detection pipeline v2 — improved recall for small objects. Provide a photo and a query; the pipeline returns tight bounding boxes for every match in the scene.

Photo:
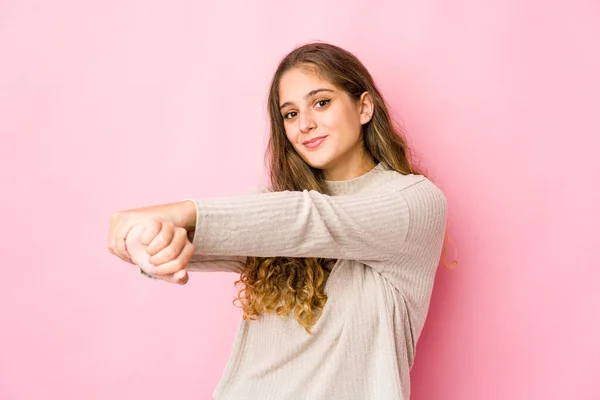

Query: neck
[323,153,376,181]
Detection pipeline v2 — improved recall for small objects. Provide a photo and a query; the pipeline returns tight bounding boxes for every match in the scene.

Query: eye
[315,99,331,108]
[283,111,297,119]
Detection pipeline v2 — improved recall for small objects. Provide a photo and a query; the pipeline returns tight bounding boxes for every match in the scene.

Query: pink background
[1,1,599,399]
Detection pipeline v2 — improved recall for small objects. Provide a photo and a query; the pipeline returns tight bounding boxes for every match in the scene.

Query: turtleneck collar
[324,162,388,196]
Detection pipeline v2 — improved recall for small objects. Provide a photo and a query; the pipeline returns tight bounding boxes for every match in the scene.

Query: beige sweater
[184,162,448,400]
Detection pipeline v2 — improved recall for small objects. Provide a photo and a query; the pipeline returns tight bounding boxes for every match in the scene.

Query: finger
[121,238,134,264]
[148,228,187,266]
[168,269,189,285]
[139,219,163,246]
[109,214,128,262]
[146,221,175,257]
[152,254,186,276]
[176,270,189,285]
[114,229,133,264]
[153,241,194,276]
[108,213,120,255]
[157,269,189,285]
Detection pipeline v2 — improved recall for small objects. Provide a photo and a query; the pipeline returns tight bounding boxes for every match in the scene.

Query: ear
[358,91,374,125]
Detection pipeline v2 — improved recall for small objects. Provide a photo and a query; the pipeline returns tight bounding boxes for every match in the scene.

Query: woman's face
[278,67,374,180]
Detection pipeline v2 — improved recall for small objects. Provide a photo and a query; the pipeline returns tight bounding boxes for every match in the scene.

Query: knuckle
[155,237,169,249]
[143,225,160,239]
[163,220,174,230]
[185,243,195,257]
[145,228,160,243]
[164,247,178,260]
[145,219,158,230]
[111,211,125,223]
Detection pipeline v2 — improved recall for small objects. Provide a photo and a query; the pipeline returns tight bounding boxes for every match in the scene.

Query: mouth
[303,135,328,149]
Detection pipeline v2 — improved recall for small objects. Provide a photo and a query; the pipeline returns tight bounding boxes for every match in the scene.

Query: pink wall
[1,1,598,399]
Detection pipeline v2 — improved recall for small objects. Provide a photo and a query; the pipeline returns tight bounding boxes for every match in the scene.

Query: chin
[300,154,336,171]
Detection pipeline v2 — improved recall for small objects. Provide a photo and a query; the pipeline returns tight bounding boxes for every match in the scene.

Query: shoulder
[381,171,448,213]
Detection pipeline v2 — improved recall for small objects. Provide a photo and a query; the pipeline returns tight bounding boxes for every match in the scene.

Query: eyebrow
[279,88,335,110]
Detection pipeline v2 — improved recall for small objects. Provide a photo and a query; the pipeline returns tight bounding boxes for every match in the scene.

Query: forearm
[184,183,417,261]
[186,255,247,274]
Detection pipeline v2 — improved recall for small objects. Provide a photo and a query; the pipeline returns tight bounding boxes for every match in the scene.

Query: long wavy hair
[233,42,457,334]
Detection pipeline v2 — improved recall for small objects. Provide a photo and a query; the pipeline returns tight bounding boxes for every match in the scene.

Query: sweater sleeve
[185,254,247,274]
[186,184,413,262]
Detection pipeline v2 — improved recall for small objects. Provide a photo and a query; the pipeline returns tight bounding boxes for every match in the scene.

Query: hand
[141,218,194,279]
[108,201,197,264]
[126,219,193,285]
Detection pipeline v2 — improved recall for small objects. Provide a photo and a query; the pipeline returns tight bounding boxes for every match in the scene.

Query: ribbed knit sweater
[184,162,448,400]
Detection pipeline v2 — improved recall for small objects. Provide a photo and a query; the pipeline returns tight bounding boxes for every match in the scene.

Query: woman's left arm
[185,253,247,274]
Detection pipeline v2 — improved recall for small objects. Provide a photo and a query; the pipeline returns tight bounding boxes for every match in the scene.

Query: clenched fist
[108,201,197,263]
[108,201,197,284]
[126,219,193,285]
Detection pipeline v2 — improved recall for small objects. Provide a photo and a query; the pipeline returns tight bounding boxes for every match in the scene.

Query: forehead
[278,67,336,100]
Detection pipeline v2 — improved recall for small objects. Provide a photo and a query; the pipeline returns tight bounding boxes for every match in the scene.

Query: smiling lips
[303,135,328,149]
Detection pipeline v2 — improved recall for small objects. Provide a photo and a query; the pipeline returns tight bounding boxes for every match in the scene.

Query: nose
[299,109,316,134]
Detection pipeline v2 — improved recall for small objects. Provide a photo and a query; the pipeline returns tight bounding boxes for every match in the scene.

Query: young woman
[109,42,454,400]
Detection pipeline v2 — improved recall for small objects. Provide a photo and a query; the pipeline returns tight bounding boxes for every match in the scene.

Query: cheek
[284,126,299,147]
[325,111,359,140]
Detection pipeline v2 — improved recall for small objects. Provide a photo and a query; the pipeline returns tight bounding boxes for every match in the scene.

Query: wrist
[163,200,197,232]
[181,200,198,232]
